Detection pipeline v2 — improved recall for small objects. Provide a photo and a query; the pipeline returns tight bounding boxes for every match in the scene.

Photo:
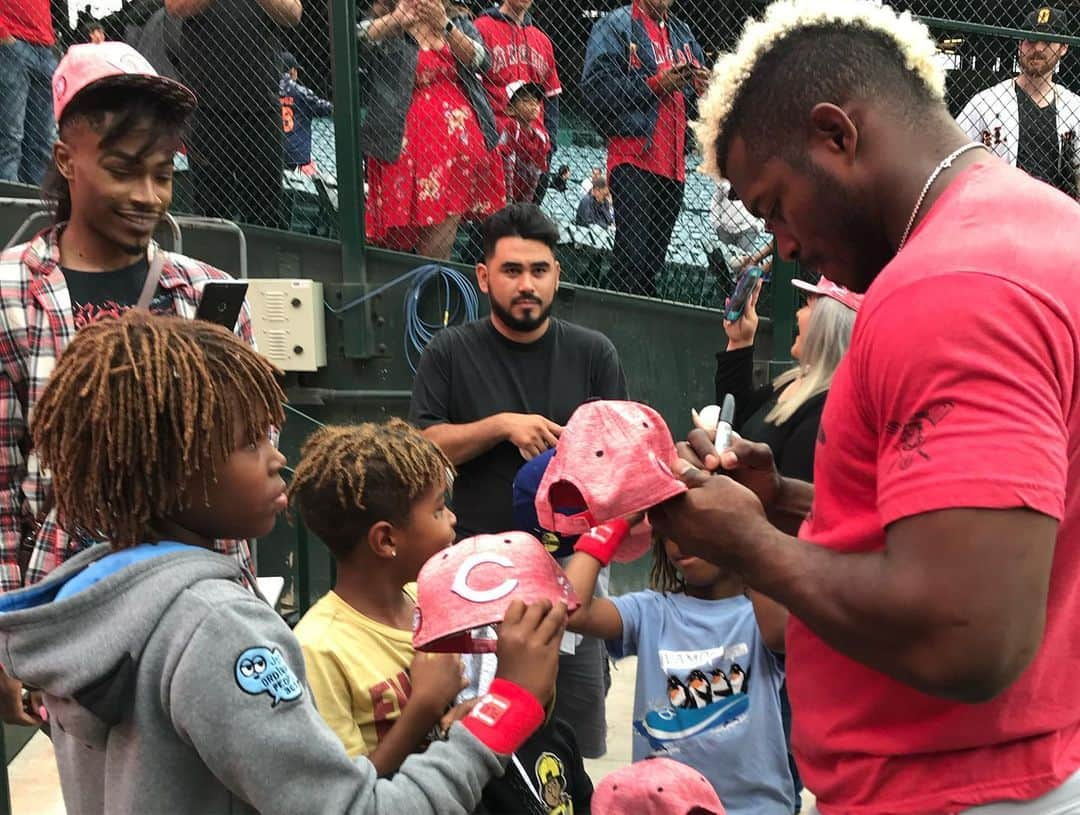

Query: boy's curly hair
[32,311,285,549]
[286,419,453,560]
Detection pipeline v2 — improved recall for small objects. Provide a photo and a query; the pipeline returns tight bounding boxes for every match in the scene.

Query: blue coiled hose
[403,264,479,373]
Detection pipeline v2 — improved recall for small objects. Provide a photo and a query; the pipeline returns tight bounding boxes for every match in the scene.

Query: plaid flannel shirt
[0,227,257,591]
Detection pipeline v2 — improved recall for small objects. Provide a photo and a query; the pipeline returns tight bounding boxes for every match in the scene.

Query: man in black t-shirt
[409,203,627,759]
[165,0,302,228]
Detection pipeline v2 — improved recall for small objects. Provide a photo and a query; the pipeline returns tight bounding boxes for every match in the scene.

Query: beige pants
[805,767,1080,815]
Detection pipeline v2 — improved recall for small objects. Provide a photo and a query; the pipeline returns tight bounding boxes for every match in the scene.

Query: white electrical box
[246,279,327,372]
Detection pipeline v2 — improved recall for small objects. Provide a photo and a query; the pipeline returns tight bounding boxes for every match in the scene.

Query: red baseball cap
[592,758,726,815]
[53,42,197,124]
[413,533,580,653]
[790,275,863,312]
[534,400,686,562]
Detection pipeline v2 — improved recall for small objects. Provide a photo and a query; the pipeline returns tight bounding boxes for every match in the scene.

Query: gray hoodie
[0,543,506,814]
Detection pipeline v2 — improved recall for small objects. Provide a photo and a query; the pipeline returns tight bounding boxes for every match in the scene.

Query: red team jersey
[606,6,689,183]
[473,11,561,134]
[789,160,1080,814]
[499,118,549,202]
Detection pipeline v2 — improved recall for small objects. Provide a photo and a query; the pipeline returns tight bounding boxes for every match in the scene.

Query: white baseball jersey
[959,78,1080,182]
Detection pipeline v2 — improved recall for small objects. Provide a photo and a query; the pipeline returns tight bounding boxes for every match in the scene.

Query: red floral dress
[366,45,506,249]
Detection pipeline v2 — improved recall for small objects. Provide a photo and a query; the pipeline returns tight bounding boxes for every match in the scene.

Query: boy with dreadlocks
[290,421,470,772]
[293,424,595,814]
[0,311,567,815]
[561,516,792,815]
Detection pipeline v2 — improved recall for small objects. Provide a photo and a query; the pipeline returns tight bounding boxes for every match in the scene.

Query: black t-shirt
[61,258,172,330]
[475,717,593,815]
[1016,85,1063,190]
[179,0,282,110]
[409,318,627,538]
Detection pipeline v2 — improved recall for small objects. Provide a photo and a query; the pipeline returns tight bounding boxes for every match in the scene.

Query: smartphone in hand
[725,266,764,323]
[195,281,249,331]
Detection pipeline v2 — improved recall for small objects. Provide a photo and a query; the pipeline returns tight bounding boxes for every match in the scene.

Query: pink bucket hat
[53,42,197,123]
[413,533,580,653]
[534,400,686,563]
[592,757,726,815]
[790,275,863,312]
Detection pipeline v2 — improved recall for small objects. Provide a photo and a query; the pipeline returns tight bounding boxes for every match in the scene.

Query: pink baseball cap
[53,42,197,124]
[413,533,580,653]
[791,275,863,312]
[535,400,686,563]
[592,758,726,815]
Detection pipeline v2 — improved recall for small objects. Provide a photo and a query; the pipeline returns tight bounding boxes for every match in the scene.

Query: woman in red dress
[360,0,505,259]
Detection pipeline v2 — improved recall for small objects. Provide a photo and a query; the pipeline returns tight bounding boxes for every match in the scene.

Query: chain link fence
[2,0,1077,307]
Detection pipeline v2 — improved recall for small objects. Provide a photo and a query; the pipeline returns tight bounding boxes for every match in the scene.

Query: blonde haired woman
[715,275,861,482]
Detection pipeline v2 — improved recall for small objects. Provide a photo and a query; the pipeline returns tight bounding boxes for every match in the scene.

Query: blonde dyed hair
[766,296,855,425]
[693,0,946,179]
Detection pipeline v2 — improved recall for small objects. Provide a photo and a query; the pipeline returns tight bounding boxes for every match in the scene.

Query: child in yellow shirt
[291,420,465,774]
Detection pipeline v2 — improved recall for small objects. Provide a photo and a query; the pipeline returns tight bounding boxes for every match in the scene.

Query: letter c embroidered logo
[451,553,519,603]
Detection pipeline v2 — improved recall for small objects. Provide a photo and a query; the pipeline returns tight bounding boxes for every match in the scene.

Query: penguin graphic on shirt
[709,668,733,698]
[667,675,692,709]
[729,663,747,694]
[686,669,713,708]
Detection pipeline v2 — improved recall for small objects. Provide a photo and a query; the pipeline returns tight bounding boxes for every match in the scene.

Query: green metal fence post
[329,0,378,357]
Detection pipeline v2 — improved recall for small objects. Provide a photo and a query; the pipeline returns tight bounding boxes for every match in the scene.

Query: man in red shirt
[581,0,705,297]
[652,1,1080,813]
[0,0,57,185]
[474,0,561,175]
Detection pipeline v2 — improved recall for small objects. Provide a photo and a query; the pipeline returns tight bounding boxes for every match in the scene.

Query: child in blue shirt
[565,520,796,815]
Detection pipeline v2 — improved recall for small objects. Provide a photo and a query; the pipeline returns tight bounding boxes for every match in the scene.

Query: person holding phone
[714,276,861,483]
[581,0,706,297]
[0,43,257,724]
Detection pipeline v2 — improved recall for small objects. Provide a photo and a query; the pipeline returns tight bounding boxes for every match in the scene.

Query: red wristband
[573,518,630,566]
[462,678,545,755]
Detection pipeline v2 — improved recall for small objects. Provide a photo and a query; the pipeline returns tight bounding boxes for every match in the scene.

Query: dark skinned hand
[676,428,785,510]
[649,457,771,565]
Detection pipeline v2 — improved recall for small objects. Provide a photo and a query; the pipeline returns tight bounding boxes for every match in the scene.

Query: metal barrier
[0,202,186,254]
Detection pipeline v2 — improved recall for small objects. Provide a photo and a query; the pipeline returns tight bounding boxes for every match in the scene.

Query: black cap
[280,51,299,71]
[1024,7,1069,38]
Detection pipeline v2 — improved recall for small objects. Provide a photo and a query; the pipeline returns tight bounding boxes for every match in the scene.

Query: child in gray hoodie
[0,311,566,815]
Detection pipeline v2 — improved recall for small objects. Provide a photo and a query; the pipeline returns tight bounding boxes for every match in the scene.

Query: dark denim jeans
[609,164,684,298]
[0,39,57,186]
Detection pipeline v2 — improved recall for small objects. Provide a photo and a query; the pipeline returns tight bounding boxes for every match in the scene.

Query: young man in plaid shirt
[0,43,256,722]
